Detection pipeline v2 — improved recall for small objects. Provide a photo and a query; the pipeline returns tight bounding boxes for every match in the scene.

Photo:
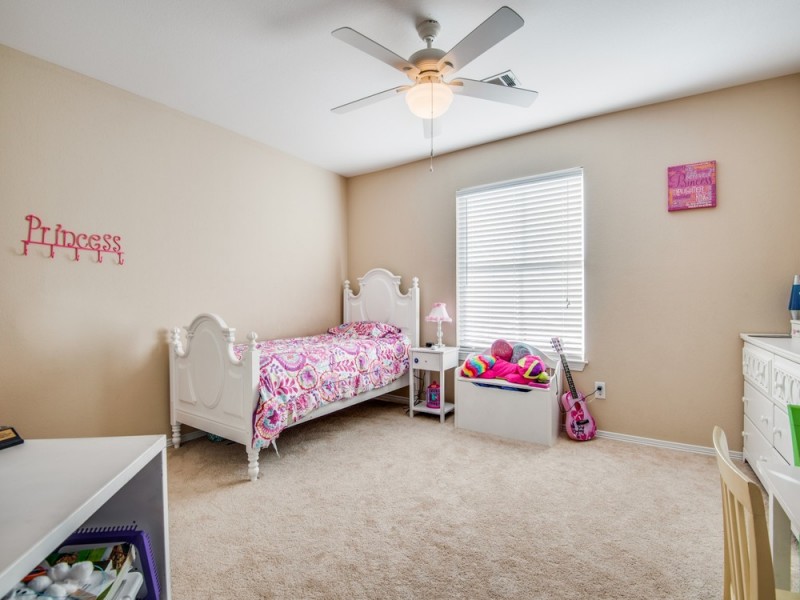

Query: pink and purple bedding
[234,324,410,448]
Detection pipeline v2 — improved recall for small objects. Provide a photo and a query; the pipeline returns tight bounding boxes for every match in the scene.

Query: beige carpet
[167,400,726,599]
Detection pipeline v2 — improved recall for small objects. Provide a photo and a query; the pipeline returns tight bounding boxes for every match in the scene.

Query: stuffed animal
[460,354,496,377]
[490,339,513,361]
[460,353,550,387]
[510,343,533,364]
[514,355,550,384]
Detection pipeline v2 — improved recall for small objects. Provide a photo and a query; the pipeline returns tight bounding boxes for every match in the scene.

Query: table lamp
[425,302,452,349]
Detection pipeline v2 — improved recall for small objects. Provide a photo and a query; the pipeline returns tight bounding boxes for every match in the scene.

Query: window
[456,167,585,364]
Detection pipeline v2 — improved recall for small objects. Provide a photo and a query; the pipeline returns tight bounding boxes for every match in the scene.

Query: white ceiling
[1,0,799,177]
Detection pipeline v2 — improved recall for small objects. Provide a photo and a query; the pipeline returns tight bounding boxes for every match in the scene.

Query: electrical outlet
[595,381,606,399]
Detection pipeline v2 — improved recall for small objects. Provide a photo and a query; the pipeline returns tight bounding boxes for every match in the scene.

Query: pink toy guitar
[551,337,596,441]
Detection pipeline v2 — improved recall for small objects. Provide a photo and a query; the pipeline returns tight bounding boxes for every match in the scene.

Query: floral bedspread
[234,331,409,448]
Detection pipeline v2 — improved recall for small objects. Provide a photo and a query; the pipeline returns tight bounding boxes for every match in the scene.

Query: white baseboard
[596,429,743,461]
[381,394,739,460]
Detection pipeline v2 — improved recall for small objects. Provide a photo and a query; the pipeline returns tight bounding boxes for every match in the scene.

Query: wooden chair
[713,426,800,599]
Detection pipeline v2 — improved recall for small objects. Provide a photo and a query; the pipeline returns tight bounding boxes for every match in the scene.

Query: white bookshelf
[0,435,170,599]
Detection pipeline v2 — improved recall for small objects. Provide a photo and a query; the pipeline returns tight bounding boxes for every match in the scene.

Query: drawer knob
[760,416,769,425]
[774,428,783,438]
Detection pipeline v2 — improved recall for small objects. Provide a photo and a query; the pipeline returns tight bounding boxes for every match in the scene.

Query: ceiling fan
[330,6,538,130]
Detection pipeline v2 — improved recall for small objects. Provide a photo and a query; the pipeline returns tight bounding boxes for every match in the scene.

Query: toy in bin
[426,381,441,409]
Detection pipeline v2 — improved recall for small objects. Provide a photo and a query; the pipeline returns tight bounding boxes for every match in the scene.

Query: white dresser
[741,334,800,485]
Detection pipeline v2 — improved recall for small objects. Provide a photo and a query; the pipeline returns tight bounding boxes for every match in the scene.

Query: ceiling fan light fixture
[405,81,453,119]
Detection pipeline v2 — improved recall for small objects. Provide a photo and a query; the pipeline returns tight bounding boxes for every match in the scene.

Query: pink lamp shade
[425,303,452,323]
[425,303,452,348]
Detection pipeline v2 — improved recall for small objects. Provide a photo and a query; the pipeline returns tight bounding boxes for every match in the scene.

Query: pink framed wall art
[667,160,717,212]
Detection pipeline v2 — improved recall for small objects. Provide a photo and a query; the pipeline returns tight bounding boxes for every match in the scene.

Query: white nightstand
[408,346,460,423]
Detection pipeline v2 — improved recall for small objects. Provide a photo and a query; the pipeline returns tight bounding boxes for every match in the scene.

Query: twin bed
[168,268,420,481]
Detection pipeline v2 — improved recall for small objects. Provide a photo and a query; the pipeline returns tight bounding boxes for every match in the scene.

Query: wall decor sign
[21,214,124,264]
[667,160,717,212]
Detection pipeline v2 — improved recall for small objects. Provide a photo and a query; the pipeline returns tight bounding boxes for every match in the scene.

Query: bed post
[245,331,261,481]
[343,279,352,323]
[168,327,184,449]
[410,276,420,347]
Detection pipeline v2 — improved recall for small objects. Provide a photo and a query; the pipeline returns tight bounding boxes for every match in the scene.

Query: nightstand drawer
[410,348,459,371]
[411,351,444,370]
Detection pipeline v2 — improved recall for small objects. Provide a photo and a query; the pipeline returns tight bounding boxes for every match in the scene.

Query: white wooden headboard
[343,268,420,347]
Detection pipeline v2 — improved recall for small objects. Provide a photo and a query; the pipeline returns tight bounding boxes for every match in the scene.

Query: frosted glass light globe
[405,82,453,119]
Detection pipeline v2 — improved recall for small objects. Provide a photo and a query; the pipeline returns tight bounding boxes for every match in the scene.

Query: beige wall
[0,45,347,439]
[4,41,799,450]
[347,74,800,449]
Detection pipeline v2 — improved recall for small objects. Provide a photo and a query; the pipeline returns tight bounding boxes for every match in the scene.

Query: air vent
[482,70,519,87]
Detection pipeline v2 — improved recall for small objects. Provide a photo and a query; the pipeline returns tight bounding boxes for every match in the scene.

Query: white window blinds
[456,167,585,362]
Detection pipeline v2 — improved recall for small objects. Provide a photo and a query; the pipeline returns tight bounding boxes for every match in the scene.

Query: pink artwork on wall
[667,160,717,211]
[21,214,124,264]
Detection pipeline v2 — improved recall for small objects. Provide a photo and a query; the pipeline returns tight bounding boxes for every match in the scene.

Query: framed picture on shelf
[667,160,717,211]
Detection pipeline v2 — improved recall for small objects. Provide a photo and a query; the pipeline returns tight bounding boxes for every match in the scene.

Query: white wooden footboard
[168,313,263,480]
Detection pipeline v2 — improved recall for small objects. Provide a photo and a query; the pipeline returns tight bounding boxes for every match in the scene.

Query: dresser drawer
[773,404,795,465]
[772,356,800,409]
[743,415,786,482]
[743,382,774,441]
[743,345,772,397]
[743,415,770,473]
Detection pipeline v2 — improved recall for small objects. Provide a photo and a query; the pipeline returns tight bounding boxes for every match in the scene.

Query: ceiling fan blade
[450,78,538,107]
[438,6,524,75]
[423,118,443,139]
[331,85,410,114]
[332,27,420,77]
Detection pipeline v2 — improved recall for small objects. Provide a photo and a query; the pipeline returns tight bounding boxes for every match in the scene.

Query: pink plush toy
[490,339,513,361]
[460,354,550,387]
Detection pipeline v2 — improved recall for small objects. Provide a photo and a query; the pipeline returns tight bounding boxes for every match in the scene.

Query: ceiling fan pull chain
[429,83,435,172]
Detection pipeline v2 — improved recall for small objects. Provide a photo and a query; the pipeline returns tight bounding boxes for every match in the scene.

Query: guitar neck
[559,351,579,399]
